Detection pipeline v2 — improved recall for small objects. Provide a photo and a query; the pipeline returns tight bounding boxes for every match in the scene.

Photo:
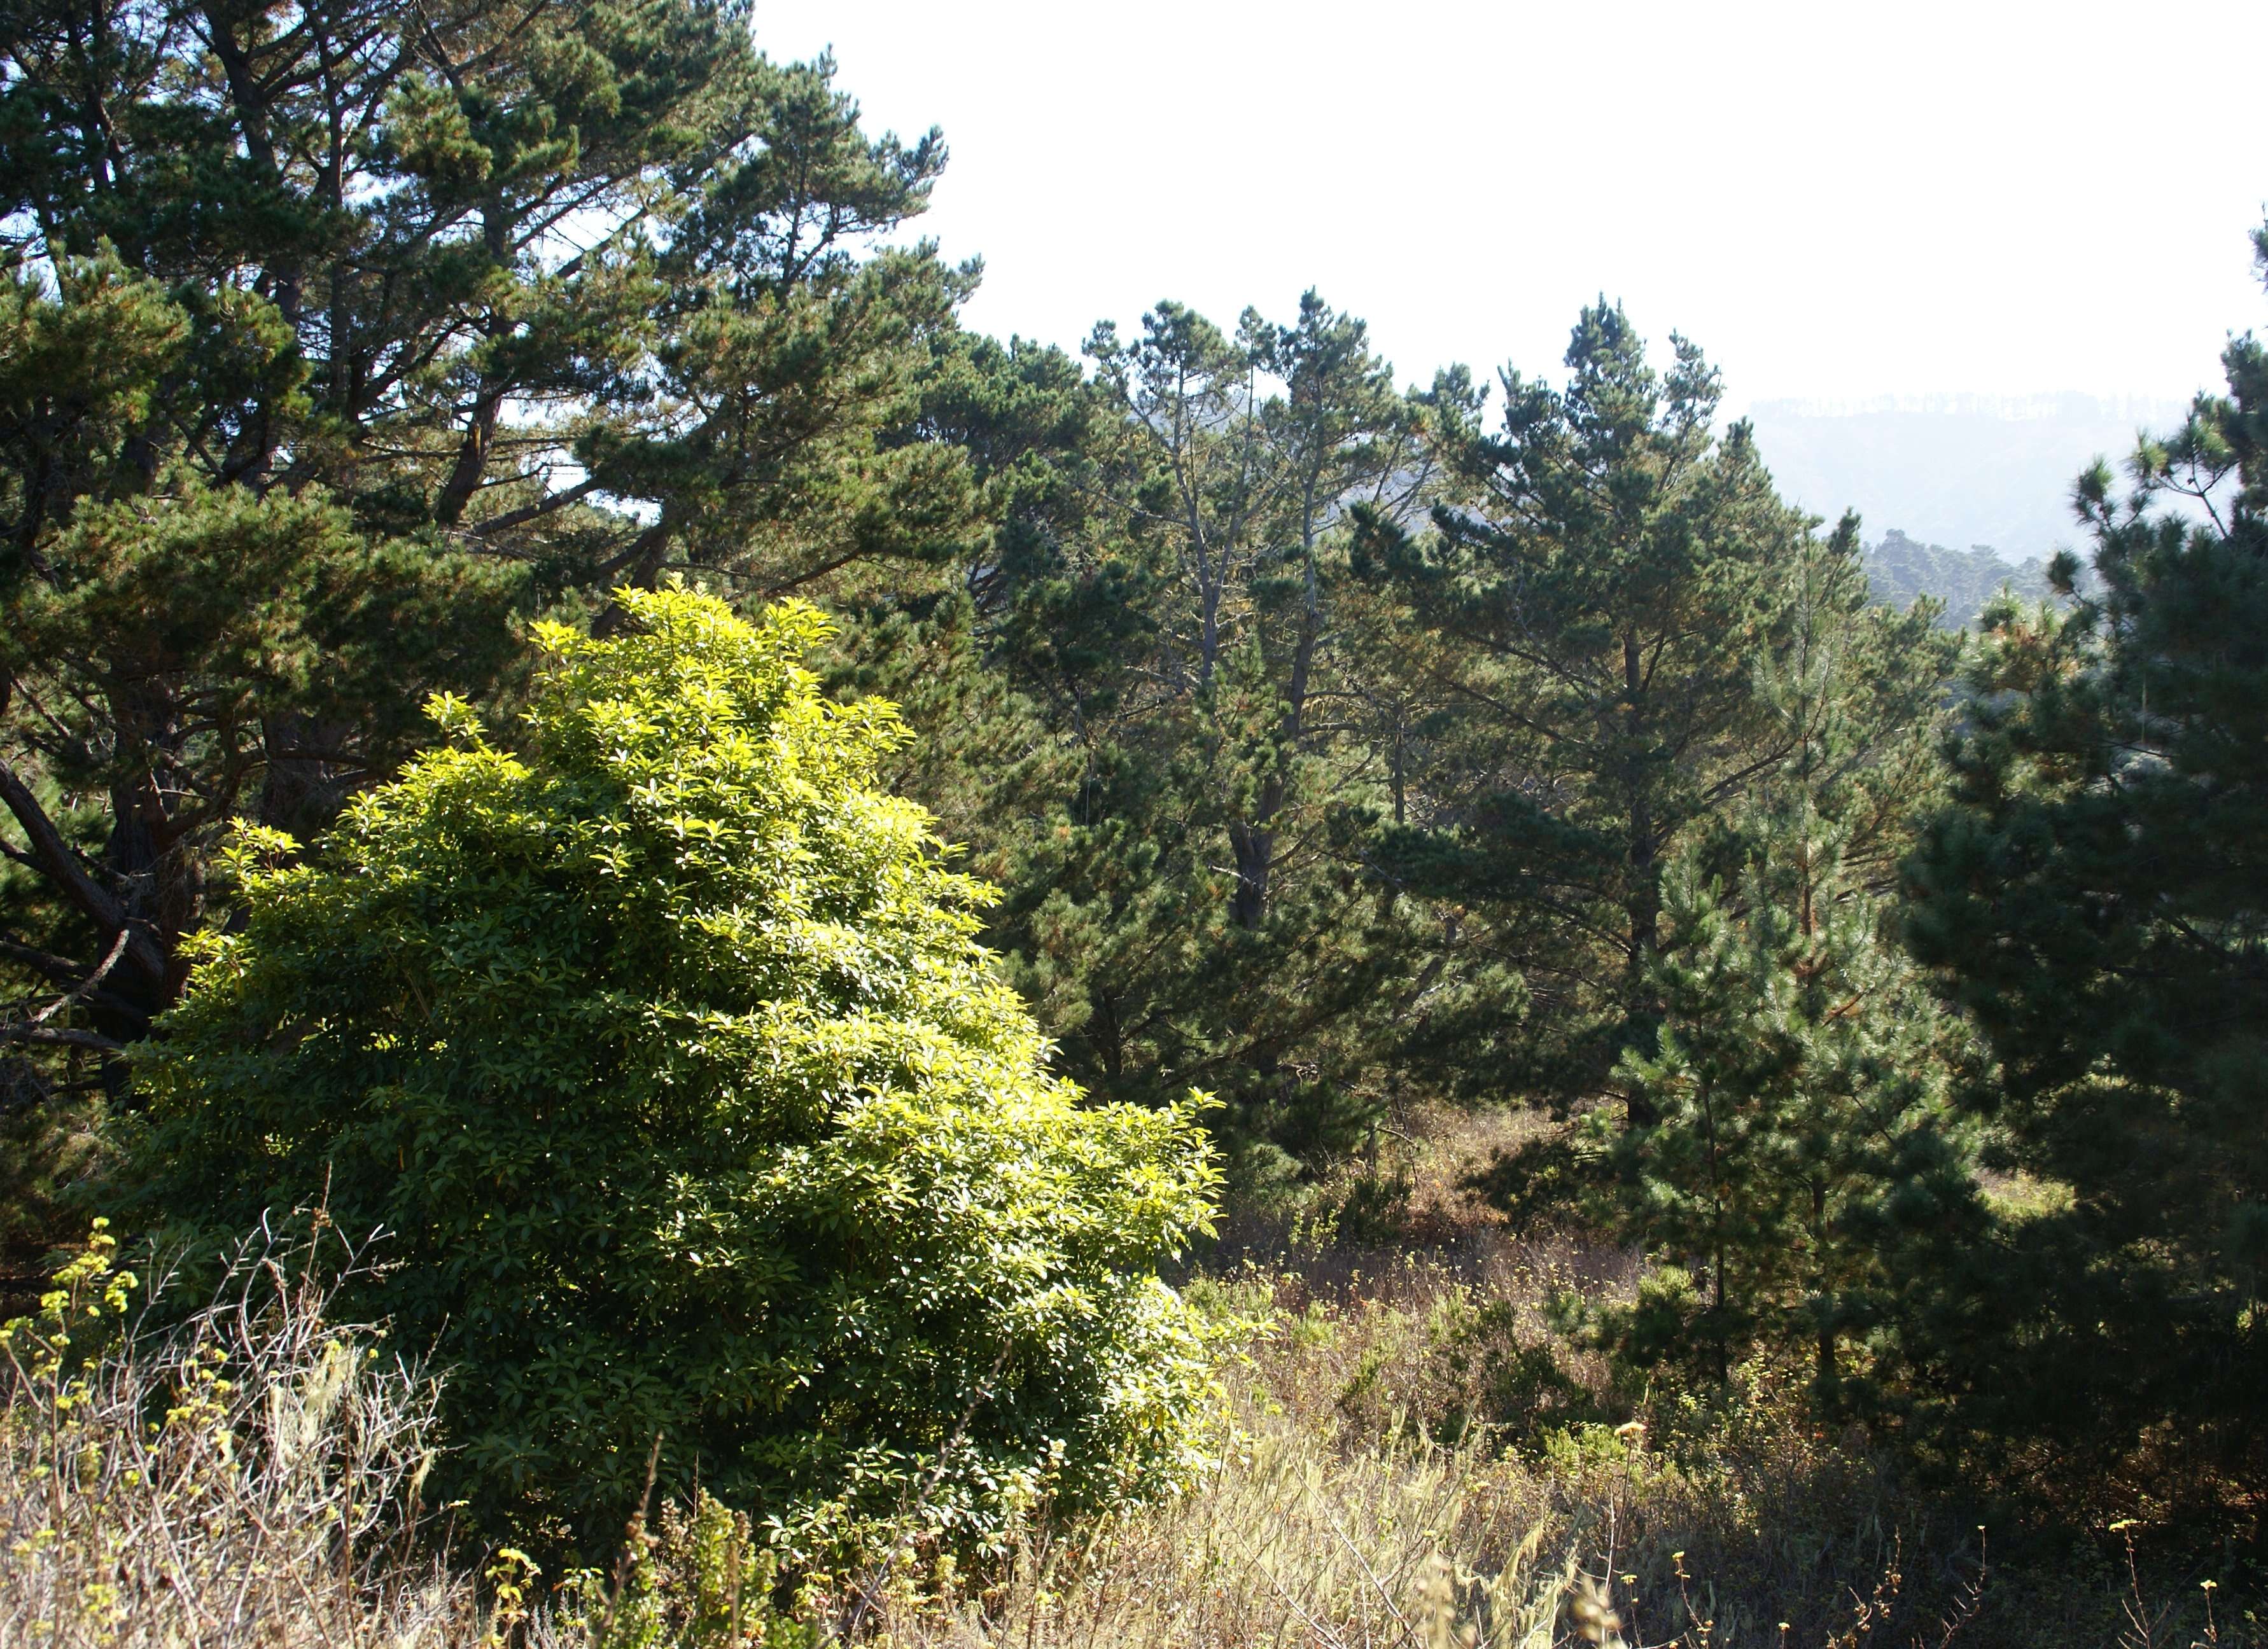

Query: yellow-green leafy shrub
[123,588,1222,1560]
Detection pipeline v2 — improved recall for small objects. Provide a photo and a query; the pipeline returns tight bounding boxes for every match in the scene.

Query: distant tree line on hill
[1860,528,2059,629]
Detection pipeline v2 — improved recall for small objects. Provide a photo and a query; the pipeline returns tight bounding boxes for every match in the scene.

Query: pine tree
[844,297,1464,1185]
[1355,306,1850,1115]
[0,0,967,1090]
[1901,219,2268,1493]
[1603,534,1980,1399]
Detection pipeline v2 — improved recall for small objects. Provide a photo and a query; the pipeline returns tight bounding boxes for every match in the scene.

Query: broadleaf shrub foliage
[125,587,1223,1557]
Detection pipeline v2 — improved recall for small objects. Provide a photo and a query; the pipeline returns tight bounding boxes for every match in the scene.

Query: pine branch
[0,762,166,992]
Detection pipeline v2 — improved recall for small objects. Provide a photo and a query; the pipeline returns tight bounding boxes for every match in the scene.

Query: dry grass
[0,1222,468,1647]
[856,1241,2255,1649]
[850,1391,1587,1649]
[1,1199,2255,1648]
[839,1258,1942,1649]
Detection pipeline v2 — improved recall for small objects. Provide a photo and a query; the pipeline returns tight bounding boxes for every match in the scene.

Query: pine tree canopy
[1901,223,2268,1492]
[1602,538,1980,1400]
[0,0,971,1071]
[1353,307,1954,1115]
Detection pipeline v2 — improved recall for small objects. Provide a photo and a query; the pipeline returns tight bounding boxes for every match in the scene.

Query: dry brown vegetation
[0,1225,461,1646]
[1,1134,2256,1649]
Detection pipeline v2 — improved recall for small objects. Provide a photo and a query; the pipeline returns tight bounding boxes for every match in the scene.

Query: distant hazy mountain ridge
[1748,393,2187,564]
[1859,528,2058,630]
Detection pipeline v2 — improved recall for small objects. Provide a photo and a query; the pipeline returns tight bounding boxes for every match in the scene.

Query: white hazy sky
[750,0,2268,414]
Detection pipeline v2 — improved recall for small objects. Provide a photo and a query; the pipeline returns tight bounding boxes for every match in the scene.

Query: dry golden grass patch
[3,1195,2255,1648]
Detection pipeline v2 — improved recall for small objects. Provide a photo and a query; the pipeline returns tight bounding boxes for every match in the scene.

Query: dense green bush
[122,587,1223,1559]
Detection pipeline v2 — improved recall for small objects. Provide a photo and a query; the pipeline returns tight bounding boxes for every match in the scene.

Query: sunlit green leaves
[126,588,1222,1561]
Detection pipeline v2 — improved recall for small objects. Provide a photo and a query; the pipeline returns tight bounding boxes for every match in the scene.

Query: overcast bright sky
[750,0,2268,414]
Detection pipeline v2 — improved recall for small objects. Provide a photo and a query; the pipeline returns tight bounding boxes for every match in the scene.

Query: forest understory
[5,1108,2256,1649]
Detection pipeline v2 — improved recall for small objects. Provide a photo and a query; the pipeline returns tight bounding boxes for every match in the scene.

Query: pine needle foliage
[1601,538,1982,1402]
[1605,796,1984,1400]
[1354,306,1831,1113]
[1901,219,2268,1498]
[0,0,974,1086]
